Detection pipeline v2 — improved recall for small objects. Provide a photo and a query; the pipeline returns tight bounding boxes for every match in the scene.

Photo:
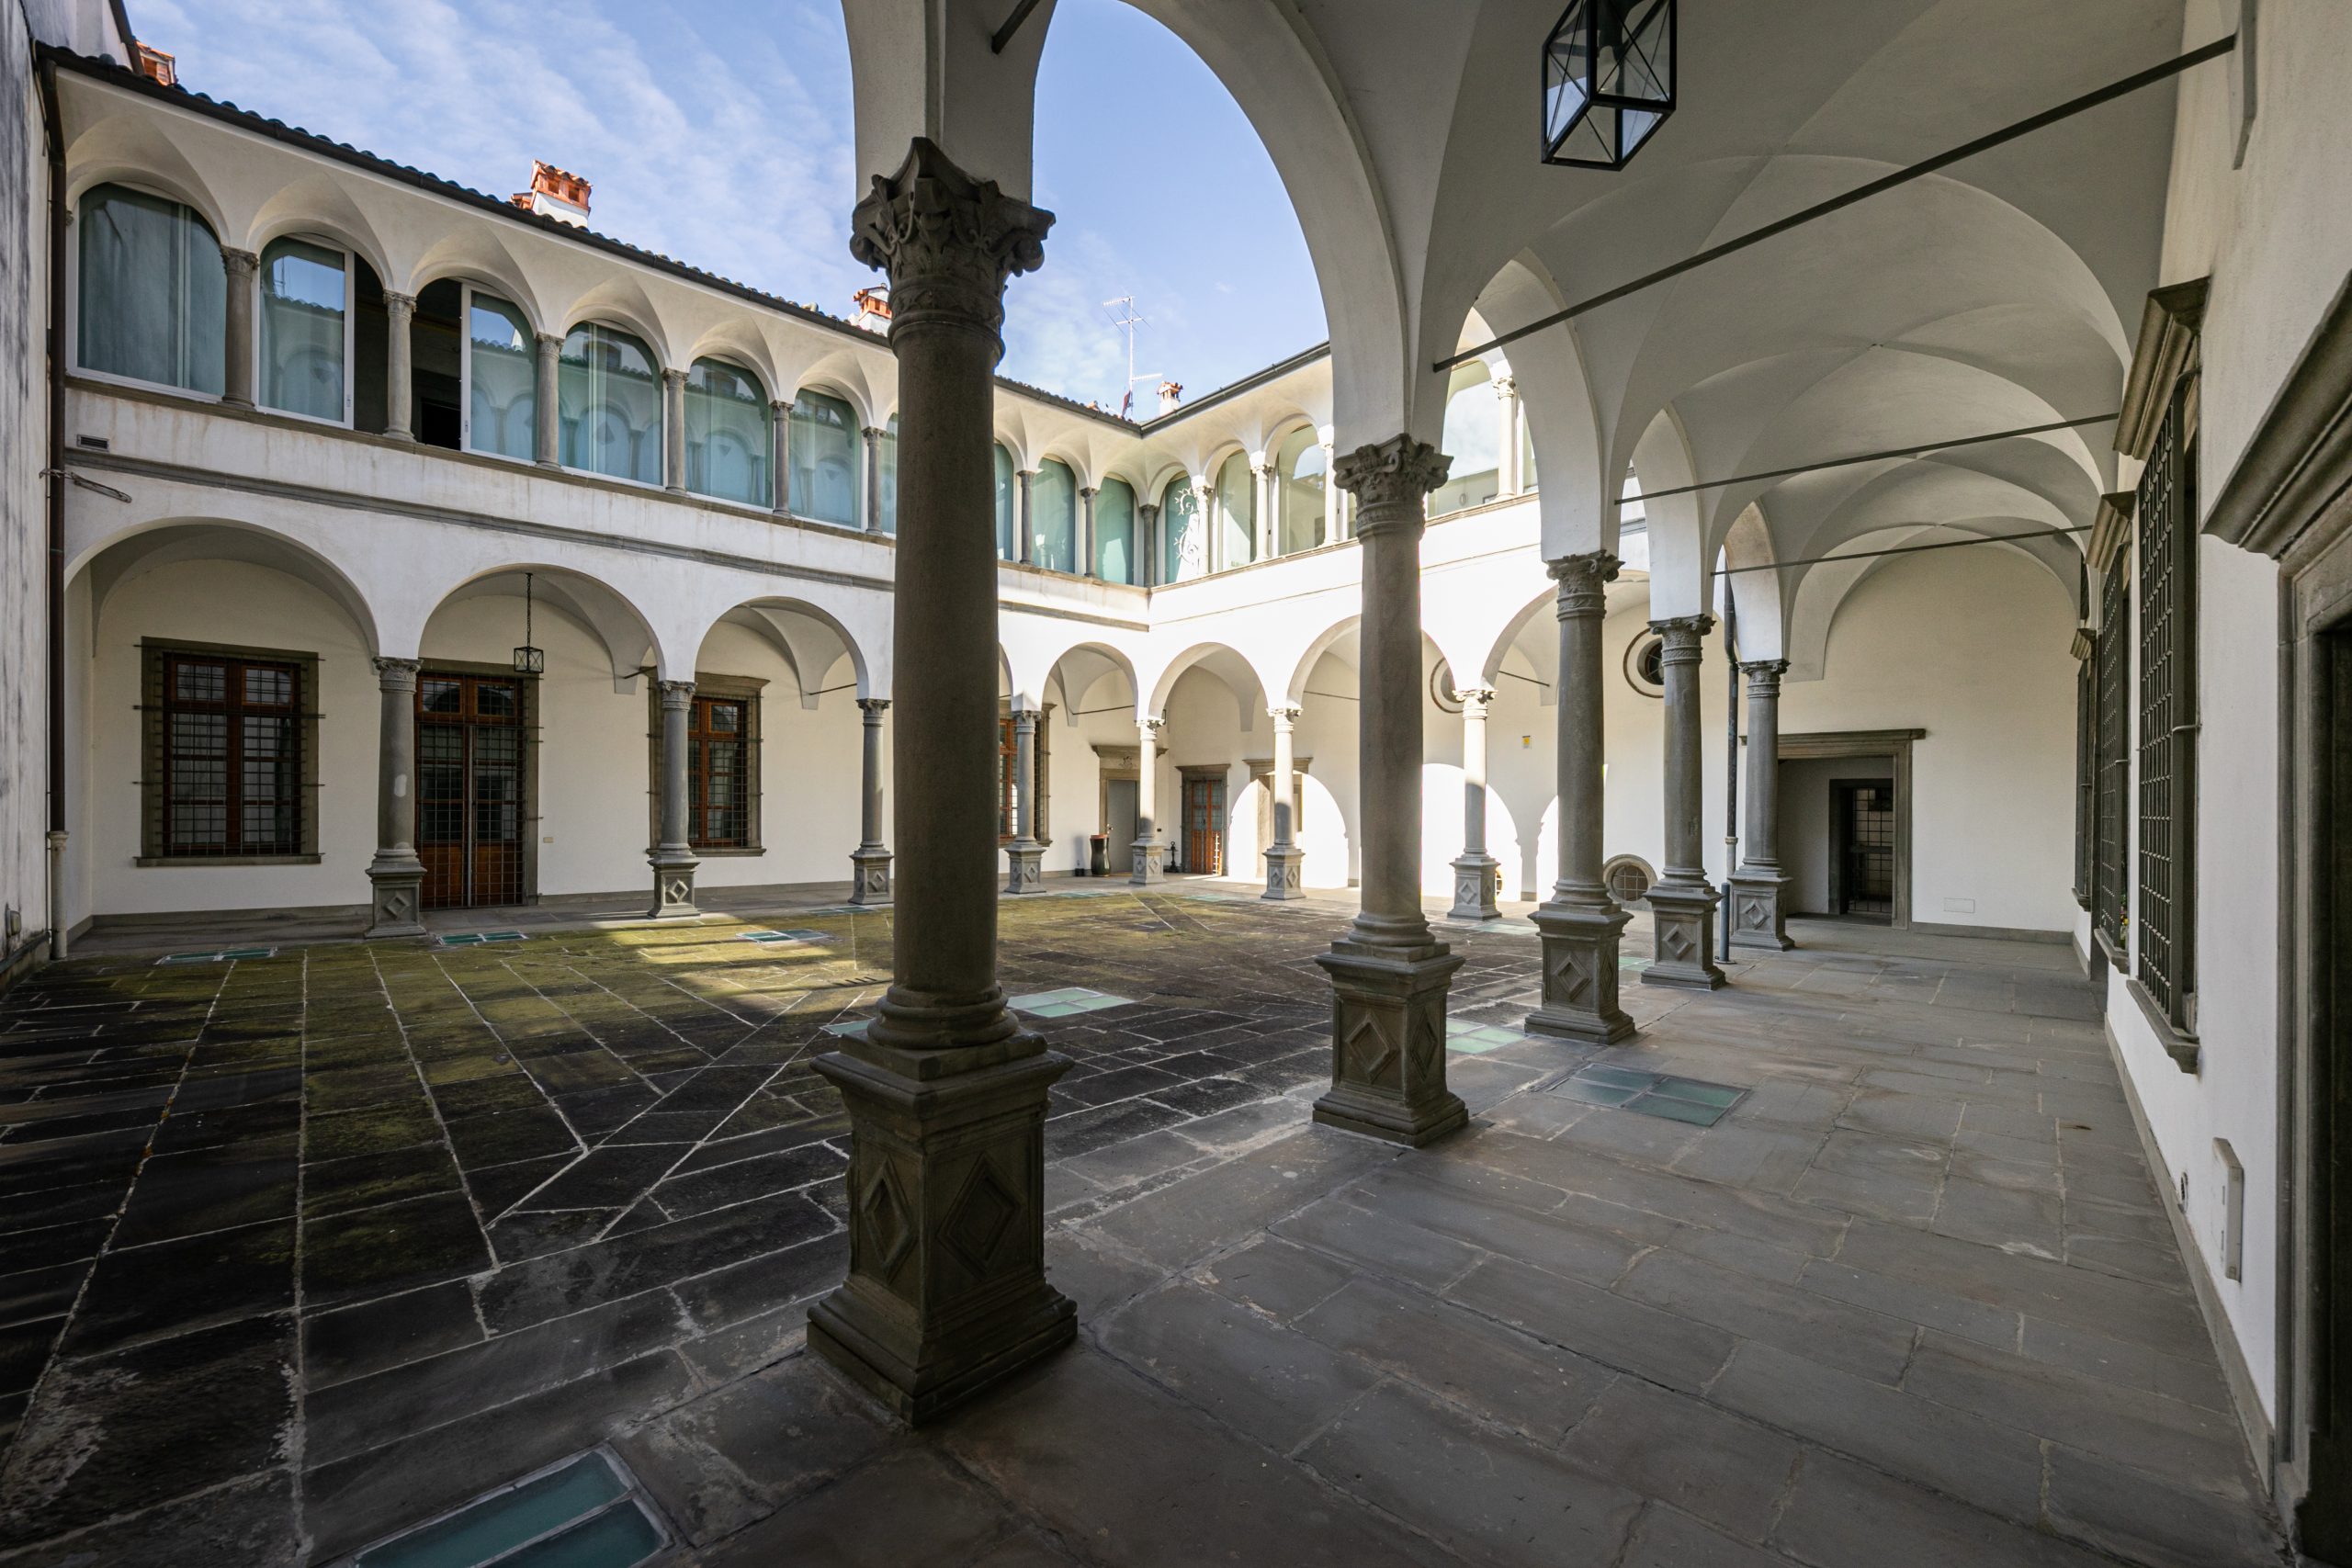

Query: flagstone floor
[0,892,2289,1567]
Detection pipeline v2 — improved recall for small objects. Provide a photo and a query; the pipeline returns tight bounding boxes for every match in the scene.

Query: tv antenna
[1103,295,1158,419]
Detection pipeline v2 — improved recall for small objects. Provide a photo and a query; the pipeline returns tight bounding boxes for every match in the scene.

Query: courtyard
[0,891,2285,1567]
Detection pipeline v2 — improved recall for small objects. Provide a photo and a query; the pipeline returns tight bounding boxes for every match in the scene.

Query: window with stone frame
[2093,552,2130,953]
[648,677,763,854]
[2073,652,2095,909]
[2135,377,2199,1030]
[141,644,321,863]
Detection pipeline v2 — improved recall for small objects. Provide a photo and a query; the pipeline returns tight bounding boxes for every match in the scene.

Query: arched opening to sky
[1006,0,1326,410]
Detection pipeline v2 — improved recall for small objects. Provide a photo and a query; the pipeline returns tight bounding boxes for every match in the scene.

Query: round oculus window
[1624,632,1666,698]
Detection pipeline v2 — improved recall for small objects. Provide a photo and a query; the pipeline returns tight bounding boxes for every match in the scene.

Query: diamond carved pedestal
[1526,902,1636,1042]
[1643,881,1725,989]
[1313,942,1467,1146]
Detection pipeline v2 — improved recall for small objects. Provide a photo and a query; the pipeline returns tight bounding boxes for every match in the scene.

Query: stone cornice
[2207,269,2352,564]
[2086,491,2136,571]
[2117,278,2208,461]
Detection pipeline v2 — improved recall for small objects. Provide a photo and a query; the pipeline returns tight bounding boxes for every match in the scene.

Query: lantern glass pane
[1623,0,1671,102]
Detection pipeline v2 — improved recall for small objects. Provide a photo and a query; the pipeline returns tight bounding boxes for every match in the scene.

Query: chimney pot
[513,160,592,226]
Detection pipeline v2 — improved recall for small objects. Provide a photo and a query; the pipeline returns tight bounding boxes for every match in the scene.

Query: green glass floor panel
[1010,988,1133,1015]
[1630,1092,1727,1126]
[353,1453,624,1568]
[497,1502,664,1567]
[1655,1077,1743,1108]
[821,1020,869,1040]
[1578,1065,1659,1090]
[1552,1077,1643,1107]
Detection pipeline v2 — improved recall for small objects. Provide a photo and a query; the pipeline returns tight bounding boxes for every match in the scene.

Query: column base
[1312,939,1467,1147]
[1262,844,1304,900]
[1524,898,1636,1042]
[850,847,893,906]
[1005,840,1045,895]
[808,1037,1074,1426]
[648,850,700,919]
[365,857,428,940]
[1643,879,1726,989]
[1128,839,1164,886]
[1448,853,1502,920]
[1728,870,1794,951]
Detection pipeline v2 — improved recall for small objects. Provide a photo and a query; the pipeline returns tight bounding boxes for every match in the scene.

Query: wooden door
[1182,775,1225,874]
[417,672,527,909]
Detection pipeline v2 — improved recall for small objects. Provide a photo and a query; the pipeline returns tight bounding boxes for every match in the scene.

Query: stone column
[1319,431,1341,544]
[1730,660,1794,950]
[1448,685,1501,920]
[662,368,688,492]
[1130,716,1165,884]
[808,138,1070,1425]
[534,332,561,468]
[1262,704,1304,900]
[1137,502,1159,587]
[1495,376,1522,497]
[1016,468,1036,565]
[1005,707,1044,893]
[1079,487,1097,578]
[851,697,892,903]
[1645,615,1726,988]
[1314,437,1465,1147]
[1526,553,1634,1041]
[1253,457,1276,558]
[221,248,257,409]
[383,292,417,441]
[864,426,888,534]
[771,398,794,516]
[649,679,700,918]
[365,657,428,937]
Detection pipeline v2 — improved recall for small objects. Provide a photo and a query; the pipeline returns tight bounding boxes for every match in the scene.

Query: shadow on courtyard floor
[0,893,2289,1566]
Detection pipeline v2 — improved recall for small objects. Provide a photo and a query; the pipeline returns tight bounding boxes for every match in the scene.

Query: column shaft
[221,249,257,409]
[662,368,687,492]
[1017,469,1035,564]
[534,333,561,468]
[648,679,699,918]
[1730,660,1794,950]
[1130,717,1165,884]
[1254,459,1275,558]
[851,697,892,903]
[1080,487,1097,578]
[1448,686,1500,919]
[1645,615,1726,987]
[1321,438,1341,544]
[1313,436,1464,1147]
[1495,377,1521,497]
[1006,707,1044,893]
[808,138,1070,1427]
[864,426,887,534]
[1193,479,1216,572]
[1526,554,1634,1041]
[1263,705,1303,900]
[384,292,416,440]
[1137,503,1159,588]
[365,657,427,937]
[772,399,793,515]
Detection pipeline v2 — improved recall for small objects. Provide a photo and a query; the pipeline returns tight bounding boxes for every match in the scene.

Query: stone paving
[0,891,2291,1566]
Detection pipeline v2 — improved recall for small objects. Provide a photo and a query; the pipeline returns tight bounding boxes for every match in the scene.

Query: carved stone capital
[220,247,258,278]
[1740,659,1790,696]
[849,138,1053,336]
[1010,707,1040,729]
[1454,685,1497,713]
[1492,375,1519,400]
[1267,704,1302,727]
[857,697,891,716]
[1137,715,1165,738]
[1650,615,1715,663]
[1549,551,1621,620]
[372,656,422,690]
[662,367,688,389]
[658,679,696,709]
[1334,435,1451,533]
[863,425,886,440]
[382,290,418,320]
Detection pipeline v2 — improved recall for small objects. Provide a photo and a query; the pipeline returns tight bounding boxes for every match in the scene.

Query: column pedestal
[365,656,428,938]
[1645,615,1724,990]
[649,679,700,919]
[1313,435,1464,1147]
[808,137,1069,1424]
[851,697,892,904]
[1526,553,1635,1040]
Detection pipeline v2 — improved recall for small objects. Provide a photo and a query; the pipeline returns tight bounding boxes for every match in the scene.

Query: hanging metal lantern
[513,572,545,675]
[1543,0,1675,170]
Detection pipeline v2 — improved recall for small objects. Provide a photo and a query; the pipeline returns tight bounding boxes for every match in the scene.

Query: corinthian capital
[849,138,1054,334]
[1548,550,1621,620]
[1333,434,1451,531]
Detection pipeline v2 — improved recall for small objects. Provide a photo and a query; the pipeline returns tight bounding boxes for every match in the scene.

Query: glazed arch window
[559,322,662,485]
[1274,427,1328,557]
[74,182,227,396]
[464,289,537,461]
[1160,476,1204,583]
[788,389,859,525]
[141,645,318,863]
[1094,477,1137,584]
[258,237,353,423]
[1430,363,1500,517]
[994,444,1018,559]
[1215,451,1256,568]
[1624,630,1666,697]
[876,416,899,535]
[1033,459,1080,573]
[684,358,773,508]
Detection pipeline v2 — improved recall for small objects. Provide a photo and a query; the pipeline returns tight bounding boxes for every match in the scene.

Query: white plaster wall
[90,561,377,916]
[0,6,44,960]
[694,621,865,889]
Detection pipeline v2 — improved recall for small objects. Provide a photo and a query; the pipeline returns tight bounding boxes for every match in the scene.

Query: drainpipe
[1720,589,1739,964]
[40,58,68,962]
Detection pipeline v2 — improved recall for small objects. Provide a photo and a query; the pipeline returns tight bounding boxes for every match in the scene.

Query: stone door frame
[1777,728,1923,931]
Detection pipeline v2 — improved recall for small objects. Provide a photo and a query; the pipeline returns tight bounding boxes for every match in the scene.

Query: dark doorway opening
[418,671,529,910]
[2301,622,2352,1555]
[1830,778,1897,922]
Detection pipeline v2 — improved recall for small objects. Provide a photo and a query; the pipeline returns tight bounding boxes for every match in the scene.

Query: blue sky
[130,0,1326,410]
